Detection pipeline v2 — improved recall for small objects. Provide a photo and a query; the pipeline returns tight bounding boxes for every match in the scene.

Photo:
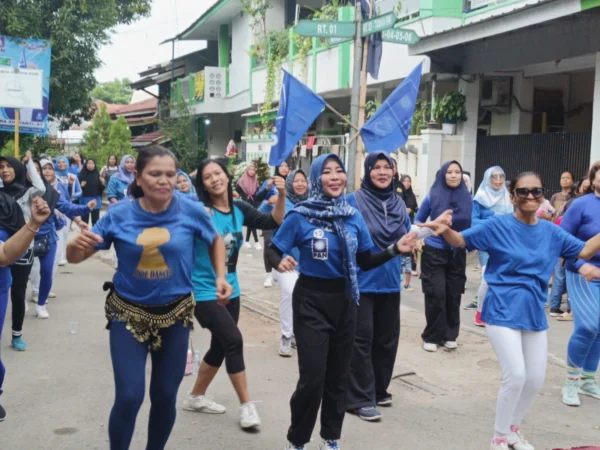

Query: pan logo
[312,229,328,260]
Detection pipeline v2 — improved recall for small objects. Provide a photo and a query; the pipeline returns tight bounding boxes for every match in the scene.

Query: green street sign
[329,36,353,45]
[382,28,420,45]
[295,20,356,38]
[362,12,396,37]
[0,57,12,67]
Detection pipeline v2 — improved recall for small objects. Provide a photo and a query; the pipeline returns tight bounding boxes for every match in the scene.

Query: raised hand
[273,176,286,195]
[417,221,449,236]
[24,150,32,163]
[278,256,298,272]
[30,197,50,226]
[396,232,418,254]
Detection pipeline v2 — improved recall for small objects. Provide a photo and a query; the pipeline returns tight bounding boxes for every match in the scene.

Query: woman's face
[0,160,15,184]
[279,162,290,177]
[135,156,177,204]
[58,159,67,171]
[490,170,505,190]
[560,172,574,189]
[124,157,135,173]
[43,164,55,183]
[402,176,411,190]
[445,163,462,188]
[292,172,308,196]
[369,157,393,190]
[202,162,229,198]
[73,154,81,163]
[86,160,96,171]
[321,158,346,198]
[511,174,544,213]
[109,155,117,166]
[177,174,190,193]
[246,165,257,177]
[580,179,591,194]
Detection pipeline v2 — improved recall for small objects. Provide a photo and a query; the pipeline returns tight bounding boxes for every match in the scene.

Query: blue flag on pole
[359,62,423,153]
[269,70,326,166]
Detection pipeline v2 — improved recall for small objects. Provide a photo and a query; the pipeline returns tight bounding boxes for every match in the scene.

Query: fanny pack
[33,234,51,257]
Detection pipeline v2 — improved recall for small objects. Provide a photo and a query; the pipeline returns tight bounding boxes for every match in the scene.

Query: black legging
[263,230,273,272]
[81,209,100,227]
[245,228,258,243]
[10,257,33,337]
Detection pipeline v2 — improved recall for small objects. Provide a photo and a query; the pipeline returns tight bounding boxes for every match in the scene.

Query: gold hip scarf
[103,282,195,350]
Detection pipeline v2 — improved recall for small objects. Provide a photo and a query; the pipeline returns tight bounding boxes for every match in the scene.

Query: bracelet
[26,223,40,233]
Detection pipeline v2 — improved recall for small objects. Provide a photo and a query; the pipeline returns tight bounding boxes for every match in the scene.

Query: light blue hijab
[176,170,197,197]
[473,166,513,214]
[291,154,360,303]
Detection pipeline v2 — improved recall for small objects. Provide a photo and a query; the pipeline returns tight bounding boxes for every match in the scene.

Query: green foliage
[433,91,467,123]
[253,157,271,184]
[82,103,131,164]
[108,116,132,155]
[337,114,351,132]
[0,134,60,158]
[0,0,151,131]
[365,99,381,119]
[411,98,431,135]
[91,78,133,105]
[292,31,313,82]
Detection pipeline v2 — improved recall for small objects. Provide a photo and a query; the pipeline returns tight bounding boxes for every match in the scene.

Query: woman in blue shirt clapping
[67,145,231,450]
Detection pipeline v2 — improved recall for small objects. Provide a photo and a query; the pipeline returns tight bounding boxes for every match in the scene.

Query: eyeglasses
[515,187,544,199]
[491,174,505,180]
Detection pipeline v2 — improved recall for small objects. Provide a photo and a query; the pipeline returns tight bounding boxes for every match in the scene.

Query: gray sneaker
[562,379,581,406]
[279,336,292,357]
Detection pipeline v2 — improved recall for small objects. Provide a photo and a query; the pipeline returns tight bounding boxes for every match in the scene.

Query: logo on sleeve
[312,229,328,260]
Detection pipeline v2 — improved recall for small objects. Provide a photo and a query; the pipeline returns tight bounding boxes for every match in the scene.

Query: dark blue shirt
[560,193,600,273]
[0,227,12,293]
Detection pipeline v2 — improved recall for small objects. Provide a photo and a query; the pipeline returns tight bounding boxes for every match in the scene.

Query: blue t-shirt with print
[92,196,216,305]
[272,210,373,279]
[347,193,408,294]
[0,228,11,293]
[462,214,584,331]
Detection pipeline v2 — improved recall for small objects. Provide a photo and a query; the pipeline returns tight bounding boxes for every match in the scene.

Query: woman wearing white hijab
[471,166,514,326]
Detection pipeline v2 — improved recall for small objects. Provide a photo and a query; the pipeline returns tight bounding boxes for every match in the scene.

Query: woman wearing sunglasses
[421,171,600,450]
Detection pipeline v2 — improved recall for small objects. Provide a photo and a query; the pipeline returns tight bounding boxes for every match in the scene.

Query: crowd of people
[0,145,599,450]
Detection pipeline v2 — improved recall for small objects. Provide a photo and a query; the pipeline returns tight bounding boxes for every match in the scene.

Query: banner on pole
[0,36,51,135]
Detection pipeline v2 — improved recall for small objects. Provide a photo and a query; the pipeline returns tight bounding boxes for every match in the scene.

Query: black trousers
[10,256,33,335]
[420,245,467,344]
[194,297,245,374]
[245,228,258,243]
[288,275,356,446]
[81,209,100,227]
[263,230,273,273]
[347,292,400,410]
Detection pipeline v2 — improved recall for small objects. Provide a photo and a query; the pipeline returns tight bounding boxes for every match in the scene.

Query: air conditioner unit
[480,78,511,107]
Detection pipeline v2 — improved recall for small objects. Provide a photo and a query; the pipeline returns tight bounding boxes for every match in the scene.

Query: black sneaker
[352,406,382,421]
[0,404,6,421]
[549,307,564,317]
[377,396,392,406]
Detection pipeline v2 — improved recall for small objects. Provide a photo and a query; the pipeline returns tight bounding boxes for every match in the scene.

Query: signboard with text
[382,28,420,44]
[362,12,396,37]
[295,20,356,38]
[0,68,43,109]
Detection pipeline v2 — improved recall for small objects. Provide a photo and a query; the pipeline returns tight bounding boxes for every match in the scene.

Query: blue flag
[360,62,422,153]
[269,70,326,166]
[349,0,383,79]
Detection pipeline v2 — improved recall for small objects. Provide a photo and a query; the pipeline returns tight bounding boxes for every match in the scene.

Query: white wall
[206,113,232,156]
[229,12,251,97]
[265,1,285,33]
[315,49,340,93]
[490,111,511,135]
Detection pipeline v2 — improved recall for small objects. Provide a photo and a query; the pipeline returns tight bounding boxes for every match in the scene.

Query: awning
[131,130,170,148]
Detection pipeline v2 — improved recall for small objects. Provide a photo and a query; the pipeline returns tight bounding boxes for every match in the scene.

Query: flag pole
[14,109,20,158]
[347,1,364,193]
[347,131,361,147]
[325,103,359,131]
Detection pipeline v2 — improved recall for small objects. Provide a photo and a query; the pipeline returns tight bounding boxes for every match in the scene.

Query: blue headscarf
[285,169,308,204]
[429,160,472,232]
[291,154,360,303]
[355,152,407,250]
[113,154,136,184]
[176,170,197,197]
[55,156,70,178]
[473,166,513,215]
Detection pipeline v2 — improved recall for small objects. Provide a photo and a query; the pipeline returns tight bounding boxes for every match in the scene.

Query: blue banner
[269,70,326,167]
[0,36,52,135]
[360,62,422,153]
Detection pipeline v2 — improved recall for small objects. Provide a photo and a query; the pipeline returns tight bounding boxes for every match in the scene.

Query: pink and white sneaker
[507,426,534,450]
[490,437,509,450]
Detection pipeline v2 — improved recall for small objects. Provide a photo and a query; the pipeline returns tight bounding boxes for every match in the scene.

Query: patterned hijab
[285,169,308,204]
[291,154,360,303]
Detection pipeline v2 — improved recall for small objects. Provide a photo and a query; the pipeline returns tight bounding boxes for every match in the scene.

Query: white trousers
[55,218,70,264]
[486,325,547,436]
[477,265,488,313]
[278,270,299,338]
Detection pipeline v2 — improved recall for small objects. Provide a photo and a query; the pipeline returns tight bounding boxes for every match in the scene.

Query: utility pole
[346,1,363,193]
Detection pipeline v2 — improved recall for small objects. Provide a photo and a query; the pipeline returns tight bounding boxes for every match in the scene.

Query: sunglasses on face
[515,187,544,199]
[491,174,505,180]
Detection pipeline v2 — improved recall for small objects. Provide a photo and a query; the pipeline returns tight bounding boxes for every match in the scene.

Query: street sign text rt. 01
[295,20,356,38]
[362,12,396,37]
[381,28,420,45]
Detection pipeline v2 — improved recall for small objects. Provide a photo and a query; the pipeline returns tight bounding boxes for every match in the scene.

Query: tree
[0,0,151,131]
[82,104,131,164]
[108,116,133,156]
[92,79,133,105]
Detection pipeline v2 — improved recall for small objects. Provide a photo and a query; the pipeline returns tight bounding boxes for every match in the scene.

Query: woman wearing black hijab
[78,158,103,227]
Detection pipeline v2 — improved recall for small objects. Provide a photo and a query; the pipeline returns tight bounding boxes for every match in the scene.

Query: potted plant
[433,91,467,135]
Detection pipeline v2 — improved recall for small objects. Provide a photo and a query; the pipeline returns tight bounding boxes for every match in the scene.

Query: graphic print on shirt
[223,231,244,273]
[134,227,172,280]
[312,228,328,260]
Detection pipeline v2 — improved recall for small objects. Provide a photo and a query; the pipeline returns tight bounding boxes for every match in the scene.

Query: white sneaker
[507,427,535,450]
[35,305,49,319]
[182,394,226,414]
[254,242,262,250]
[30,292,38,303]
[490,439,509,450]
[279,336,292,357]
[319,439,340,449]
[264,273,273,288]
[239,402,261,429]
[443,341,458,350]
[48,292,56,299]
[423,342,437,352]
[58,259,67,266]
[286,441,305,450]
[244,242,252,249]
[562,379,581,406]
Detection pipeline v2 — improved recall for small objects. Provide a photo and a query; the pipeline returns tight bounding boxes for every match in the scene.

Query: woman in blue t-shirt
[422,171,600,450]
[346,152,428,422]
[184,158,286,430]
[415,160,473,352]
[267,154,417,450]
[560,162,600,407]
[66,145,230,450]
[107,154,136,204]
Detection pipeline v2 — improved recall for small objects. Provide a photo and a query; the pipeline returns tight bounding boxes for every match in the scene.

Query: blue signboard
[0,36,51,135]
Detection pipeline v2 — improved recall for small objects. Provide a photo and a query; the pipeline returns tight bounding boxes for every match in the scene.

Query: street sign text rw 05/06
[294,20,356,38]
[381,28,420,45]
[361,12,396,37]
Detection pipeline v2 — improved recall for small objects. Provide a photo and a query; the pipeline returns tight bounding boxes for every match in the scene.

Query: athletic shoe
[557,311,573,321]
[411,270,418,276]
[264,273,273,288]
[182,394,226,414]
[508,426,534,450]
[319,439,340,450]
[30,292,38,303]
[0,404,6,422]
[244,242,252,249]
[403,285,415,292]
[463,301,478,310]
[254,242,262,250]
[474,311,486,327]
[549,307,564,317]
[443,341,458,350]
[423,342,437,352]
[58,259,67,266]
[579,379,600,400]
[48,292,56,299]
[285,441,305,450]
[377,396,392,406]
[490,437,509,450]
[279,336,292,357]
[35,305,49,319]
[239,402,261,429]
[11,337,27,351]
[291,336,297,348]
[353,406,382,421]
[562,379,581,406]
[473,265,481,272]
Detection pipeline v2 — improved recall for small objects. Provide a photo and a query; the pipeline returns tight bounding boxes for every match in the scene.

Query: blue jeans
[0,289,8,396]
[108,320,190,450]
[36,239,57,306]
[548,260,566,310]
